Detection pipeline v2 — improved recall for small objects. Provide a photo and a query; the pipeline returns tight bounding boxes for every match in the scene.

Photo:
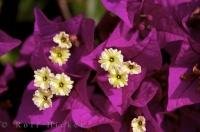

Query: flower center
[43,96,48,101]
[128,65,134,69]
[116,74,121,79]
[43,76,48,81]
[137,14,153,39]
[61,37,67,43]
[59,82,64,87]
[138,120,143,126]
[187,7,200,30]
[109,57,115,62]
[57,52,62,57]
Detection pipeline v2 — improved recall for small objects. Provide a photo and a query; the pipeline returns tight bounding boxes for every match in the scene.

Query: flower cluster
[33,67,73,110]
[31,31,76,110]
[98,48,141,88]
[49,31,76,66]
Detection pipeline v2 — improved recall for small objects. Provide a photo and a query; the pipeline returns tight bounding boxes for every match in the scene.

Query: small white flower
[50,73,74,96]
[124,61,141,75]
[34,67,54,90]
[98,48,123,71]
[49,46,71,66]
[53,31,72,49]
[131,116,146,132]
[108,68,128,88]
[32,89,53,110]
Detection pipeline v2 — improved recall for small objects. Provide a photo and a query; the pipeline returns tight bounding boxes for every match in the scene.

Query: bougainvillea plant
[0,0,200,131]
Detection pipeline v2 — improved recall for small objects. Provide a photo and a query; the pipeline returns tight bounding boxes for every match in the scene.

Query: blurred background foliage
[0,0,105,64]
[16,0,105,22]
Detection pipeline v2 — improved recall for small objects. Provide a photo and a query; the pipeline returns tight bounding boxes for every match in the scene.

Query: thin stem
[57,0,71,19]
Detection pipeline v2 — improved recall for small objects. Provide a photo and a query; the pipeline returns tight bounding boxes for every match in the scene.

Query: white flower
[131,116,146,132]
[32,89,53,110]
[34,67,54,90]
[53,31,72,49]
[50,73,74,96]
[49,46,71,66]
[108,68,128,88]
[124,61,141,75]
[98,48,123,71]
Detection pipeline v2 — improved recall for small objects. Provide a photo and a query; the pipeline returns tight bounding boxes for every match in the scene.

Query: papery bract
[0,30,21,56]
[0,65,14,94]
[101,0,141,27]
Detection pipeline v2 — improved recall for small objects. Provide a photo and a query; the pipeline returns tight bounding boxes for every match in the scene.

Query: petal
[131,79,158,107]
[79,18,94,52]
[167,67,200,111]
[157,0,200,22]
[16,36,36,67]
[81,43,105,70]
[157,31,186,48]
[90,94,121,131]
[101,0,140,27]
[71,102,112,128]
[140,107,162,132]
[64,75,113,128]
[121,29,162,70]
[34,8,55,35]
[91,94,119,118]
[68,91,112,128]
[0,30,21,56]
[173,41,200,67]
[0,65,14,94]
[34,8,84,36]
